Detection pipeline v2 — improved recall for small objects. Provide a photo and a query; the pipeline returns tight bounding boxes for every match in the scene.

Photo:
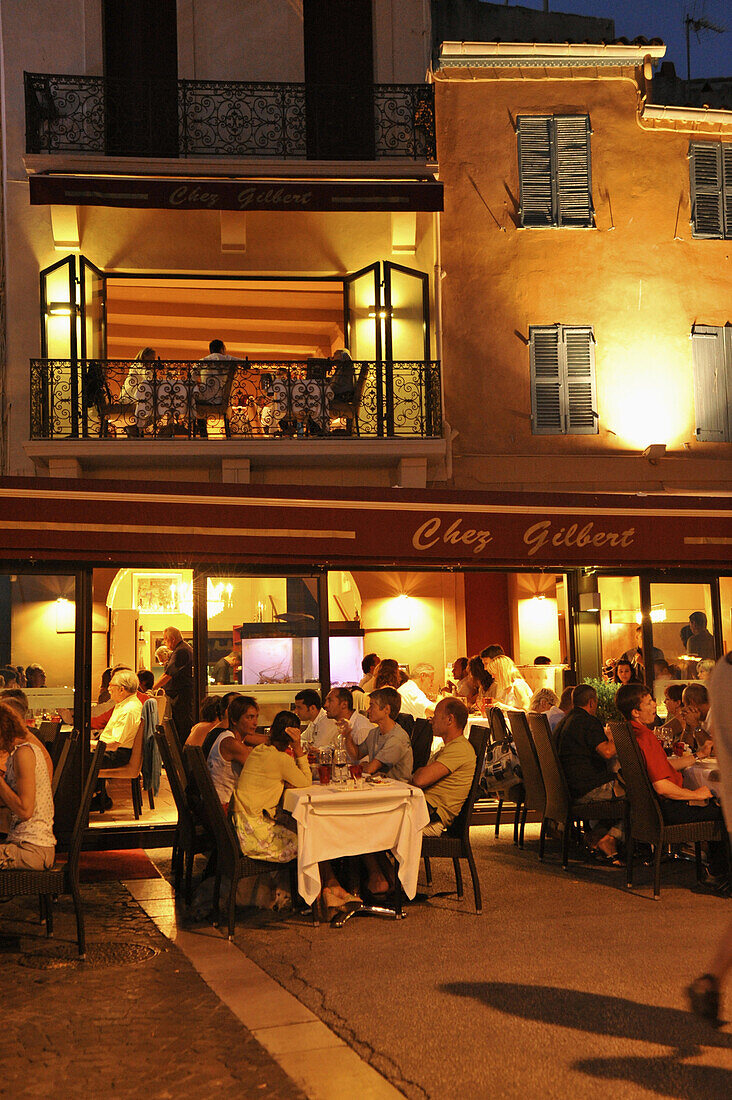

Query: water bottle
[332,735,349,784]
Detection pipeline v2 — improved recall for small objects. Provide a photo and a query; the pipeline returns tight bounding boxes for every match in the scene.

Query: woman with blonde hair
[487,655,533,710]
[529,687,559,714]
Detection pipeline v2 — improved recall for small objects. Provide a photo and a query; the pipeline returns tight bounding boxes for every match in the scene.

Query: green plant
[583,677,621,722]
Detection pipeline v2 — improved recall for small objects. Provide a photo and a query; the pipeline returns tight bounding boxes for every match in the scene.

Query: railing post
[385,359,395,437]
[375,360,384,437]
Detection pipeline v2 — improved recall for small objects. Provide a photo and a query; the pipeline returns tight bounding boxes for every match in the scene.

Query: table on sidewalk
[682,757,722,797]
[283,779,429,907]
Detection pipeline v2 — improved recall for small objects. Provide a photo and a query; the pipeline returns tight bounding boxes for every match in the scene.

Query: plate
[699,757,718,767]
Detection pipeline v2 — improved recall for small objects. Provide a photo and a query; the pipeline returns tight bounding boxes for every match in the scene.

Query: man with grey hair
[398,662,435,719]
[92,668,143,811]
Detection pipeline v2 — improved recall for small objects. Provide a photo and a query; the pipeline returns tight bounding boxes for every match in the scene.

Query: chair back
[98,719,144,779]
[196,361,237,411]
[157,694,171,725]
[397,711,415,738]
[184,745,240,879]
[48,724,68,769]
[65,743,106,883]
[410,718,433,772]
[51,729,79,798]
[489,705,510,744]
[154,727,195,837]
[607,720,664,842]
[527,712,569,824]
[352,362,370,410]
[448,728,490,840]
[507,710,546,815]
[38,719,61,744]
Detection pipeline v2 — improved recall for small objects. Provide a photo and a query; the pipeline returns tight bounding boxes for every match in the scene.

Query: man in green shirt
[412,697,476,836]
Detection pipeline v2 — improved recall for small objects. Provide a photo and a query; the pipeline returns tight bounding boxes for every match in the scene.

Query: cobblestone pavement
[0,883,306,1100]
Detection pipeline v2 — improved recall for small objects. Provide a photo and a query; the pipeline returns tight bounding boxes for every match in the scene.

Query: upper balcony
[24,73,436,164]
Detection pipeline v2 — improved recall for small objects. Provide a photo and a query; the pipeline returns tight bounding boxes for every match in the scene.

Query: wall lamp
[47,301,80,317]
[368,306,391,319]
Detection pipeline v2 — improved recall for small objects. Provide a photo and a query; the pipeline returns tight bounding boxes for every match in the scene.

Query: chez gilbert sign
[29,175,444,213]
[0,479,730,568]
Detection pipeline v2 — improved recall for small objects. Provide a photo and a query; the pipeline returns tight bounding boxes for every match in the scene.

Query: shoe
[686,974,721,1027]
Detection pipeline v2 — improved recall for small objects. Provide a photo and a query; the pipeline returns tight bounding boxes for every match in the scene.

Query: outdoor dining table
[682,757,722,797]
[283,777,429,919]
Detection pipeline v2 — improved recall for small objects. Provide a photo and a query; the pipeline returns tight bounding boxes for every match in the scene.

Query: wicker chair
[528,712,628,870]
[0,742,105,956]
[489,707,524,844]
[506,710,546,851]
[97,720,145,819]
[50,729,79,798]
[154,727,210,905]
[184,745,298,938]
[421,728,490,914]
[608,720,727,899]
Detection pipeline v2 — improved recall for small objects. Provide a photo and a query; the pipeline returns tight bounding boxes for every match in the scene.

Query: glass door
[645,579,719,698]
[344,263,382,434]
[383,261,431,436]
[79,257,107,437]
[40,254,79,437]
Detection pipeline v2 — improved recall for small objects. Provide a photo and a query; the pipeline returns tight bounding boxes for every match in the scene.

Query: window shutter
[530,326,563,433]
[723,145,732,239]
[554,115,593,227]
[690,143,724,238]
[563,327,597,434]
[518,117,554,227]
[691,325,729,441]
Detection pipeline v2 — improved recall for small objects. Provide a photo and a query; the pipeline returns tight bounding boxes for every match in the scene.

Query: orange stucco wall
[435,72,732,492]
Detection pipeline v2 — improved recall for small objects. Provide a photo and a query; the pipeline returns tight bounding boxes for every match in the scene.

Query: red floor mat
[57,850,163,883]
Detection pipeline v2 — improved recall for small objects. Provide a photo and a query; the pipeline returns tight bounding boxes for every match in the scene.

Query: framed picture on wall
[133,571,186,615]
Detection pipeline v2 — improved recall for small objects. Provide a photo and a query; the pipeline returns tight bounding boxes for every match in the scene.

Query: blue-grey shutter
[518,116,554,227]
[554,116,593,227]
[530,326,563,433]
[691,325,730,441]
[724,146,732,239]
[564,327,598,434]
[690,143,724,238]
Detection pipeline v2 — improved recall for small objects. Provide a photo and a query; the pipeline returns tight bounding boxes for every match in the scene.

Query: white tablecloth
[283,780,429,905]
[683,759,722,796]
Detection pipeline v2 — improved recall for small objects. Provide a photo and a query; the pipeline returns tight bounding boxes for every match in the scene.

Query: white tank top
[7,740,56,849]
[208,729,237,804]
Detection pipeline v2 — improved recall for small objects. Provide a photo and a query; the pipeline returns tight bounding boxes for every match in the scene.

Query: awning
[2,476,732,570]
[29,175,444,212]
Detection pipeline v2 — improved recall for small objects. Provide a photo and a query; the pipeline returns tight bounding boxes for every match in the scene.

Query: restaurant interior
[2,565,729,838]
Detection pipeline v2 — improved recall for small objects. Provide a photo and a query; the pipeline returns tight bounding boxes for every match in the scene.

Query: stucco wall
[436,73,732,491]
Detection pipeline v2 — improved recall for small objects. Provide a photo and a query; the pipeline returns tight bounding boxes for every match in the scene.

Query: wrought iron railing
[24,73,436,160]
[29,359,442,441]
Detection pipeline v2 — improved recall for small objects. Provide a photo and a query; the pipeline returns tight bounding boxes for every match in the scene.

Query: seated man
[293,689,337,748]
[616,682,728,884]
[92,669,143,811]
[555,684,622,861]
[324,687,371,761]
[358,652,380,693]
[343,688,413,782]
[546,685,574,733]
[398,663,436,719]
[681,683,714,757]
[411,697,476,837]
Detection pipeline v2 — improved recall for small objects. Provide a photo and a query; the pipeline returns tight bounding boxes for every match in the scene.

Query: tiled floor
[88,771,178,829]
[124,873,402,1100]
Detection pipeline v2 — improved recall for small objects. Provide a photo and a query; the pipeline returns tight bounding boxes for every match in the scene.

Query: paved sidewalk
[0,882,306,1100]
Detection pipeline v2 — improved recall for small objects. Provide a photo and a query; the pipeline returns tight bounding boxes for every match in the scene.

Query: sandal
[686,974,721,1027]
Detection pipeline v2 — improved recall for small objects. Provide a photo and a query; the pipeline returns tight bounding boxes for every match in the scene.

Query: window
[691,324,732,441]
[529,325,598,435]
[689,142,732,239]
[517,115,593,228]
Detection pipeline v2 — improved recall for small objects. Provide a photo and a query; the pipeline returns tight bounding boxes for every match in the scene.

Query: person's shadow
[441,981,731,1099]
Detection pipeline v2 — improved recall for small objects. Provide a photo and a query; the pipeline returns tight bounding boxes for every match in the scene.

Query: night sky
[510,1,730,79]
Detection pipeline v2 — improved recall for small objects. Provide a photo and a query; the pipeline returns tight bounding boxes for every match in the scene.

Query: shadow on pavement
[574,1051,732,1099]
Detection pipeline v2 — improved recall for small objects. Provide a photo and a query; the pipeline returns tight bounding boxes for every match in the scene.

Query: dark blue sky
[511,1,729,79]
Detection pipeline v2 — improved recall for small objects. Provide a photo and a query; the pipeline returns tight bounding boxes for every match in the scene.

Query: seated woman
[207,695,265,808]
[185,694,222,749]
[486,655,532,710]
[0,701,55,870]
[613,657,639,686]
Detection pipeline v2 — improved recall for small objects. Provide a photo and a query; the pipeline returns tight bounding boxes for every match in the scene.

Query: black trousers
[659,797,728,874]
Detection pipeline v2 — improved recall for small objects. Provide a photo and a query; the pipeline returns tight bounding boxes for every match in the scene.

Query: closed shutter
[724,145,732,239]
[555,116,593,227]
[530,326,563,433]
[564,327,597,433]
[690,143,724,238]
[518,117,554,227]
[691,325,730,441]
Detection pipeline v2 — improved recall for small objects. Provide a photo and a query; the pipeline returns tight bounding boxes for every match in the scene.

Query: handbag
[480,735,522,793]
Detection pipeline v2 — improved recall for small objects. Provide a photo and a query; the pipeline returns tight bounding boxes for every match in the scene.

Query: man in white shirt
[293,689,337,748]
[195,338,238,438]
[358,652,379,692]
[398,663,436,719]
[93,669,143,811]
[325,687,372,760]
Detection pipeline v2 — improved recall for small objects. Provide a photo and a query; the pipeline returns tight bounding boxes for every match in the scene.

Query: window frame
[517,114,594,229]
[529,323,598,436]
[689,142,732,240]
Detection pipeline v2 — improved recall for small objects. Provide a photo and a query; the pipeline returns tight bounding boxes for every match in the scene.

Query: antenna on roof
[684,13,725,82]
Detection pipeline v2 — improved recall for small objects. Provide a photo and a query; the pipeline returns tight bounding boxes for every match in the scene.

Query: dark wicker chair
[50,729,78,798]
[154,727,211,905]
[410,718,433,773]
[397,712,415,738]
[0,742,105,956]
[184,745,298,938]
[608,720,728,898]
[506,710,546,850]
[528,712,628,870]
[489,707,524,844]
[421,728,490,914]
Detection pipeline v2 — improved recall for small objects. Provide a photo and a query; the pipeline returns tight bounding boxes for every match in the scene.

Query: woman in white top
[0,702,55,870]
[486,655,533,711]
[207,695,266,806]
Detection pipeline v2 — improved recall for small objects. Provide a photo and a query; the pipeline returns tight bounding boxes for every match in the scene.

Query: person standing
[154,627,194,743]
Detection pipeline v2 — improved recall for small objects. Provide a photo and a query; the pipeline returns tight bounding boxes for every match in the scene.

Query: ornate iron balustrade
[24,73,436,160]
[29,359,442,441]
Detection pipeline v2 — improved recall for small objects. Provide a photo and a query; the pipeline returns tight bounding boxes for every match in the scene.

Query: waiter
[154,626,194,743]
